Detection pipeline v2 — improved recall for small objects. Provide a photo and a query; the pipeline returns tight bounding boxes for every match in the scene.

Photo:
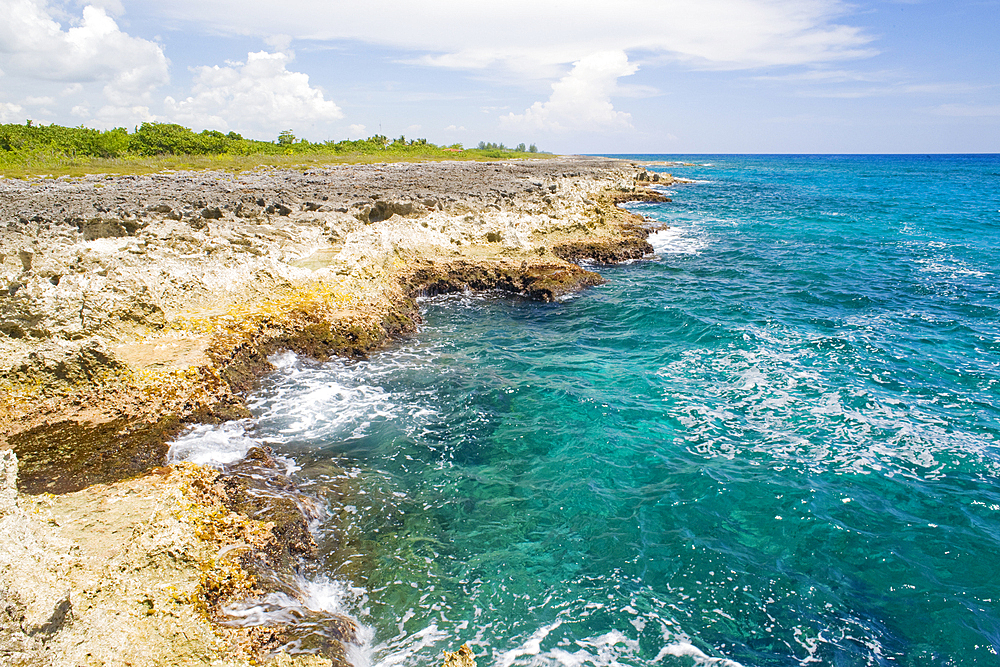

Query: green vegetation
[476,141,539,156]
[0,120,548,178]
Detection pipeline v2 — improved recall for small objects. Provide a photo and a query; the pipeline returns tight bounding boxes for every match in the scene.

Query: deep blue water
[173,155,1000,666]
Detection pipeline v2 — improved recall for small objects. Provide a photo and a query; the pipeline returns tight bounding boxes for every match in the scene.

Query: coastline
[0,157,669,665]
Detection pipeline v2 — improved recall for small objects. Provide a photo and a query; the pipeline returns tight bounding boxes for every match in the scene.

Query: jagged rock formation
[0,157,673,665]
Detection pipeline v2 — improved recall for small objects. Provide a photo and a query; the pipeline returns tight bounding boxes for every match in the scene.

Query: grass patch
[1,121,551,178]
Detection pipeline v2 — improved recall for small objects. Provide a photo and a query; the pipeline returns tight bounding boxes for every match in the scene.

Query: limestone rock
[0,450,16,513]
[0,159,662,664]
[442,644,477,667]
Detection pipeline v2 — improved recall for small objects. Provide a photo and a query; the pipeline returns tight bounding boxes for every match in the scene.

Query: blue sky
[1,0,997,153]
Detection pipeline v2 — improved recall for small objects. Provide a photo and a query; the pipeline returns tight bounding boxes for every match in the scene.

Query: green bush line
[0,121,545,176]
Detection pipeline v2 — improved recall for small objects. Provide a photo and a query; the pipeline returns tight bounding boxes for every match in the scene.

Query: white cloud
[347,123,367,137]
[93,103,155,126]
[132,0,876,141]
[753,68,894,84]
[263,33,292,53]
[24,95,56,105]
[930,104,1000,118]
[162,51,343,136]
[0,102,25,122]
[85,0,125,16]
[754,68,984,100]
[0,1,168,93]
[0,1,168,127]
[502,51,637,132]
[144,0,875,71]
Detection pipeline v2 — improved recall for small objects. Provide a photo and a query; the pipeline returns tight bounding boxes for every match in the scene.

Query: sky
[1,0,998,153]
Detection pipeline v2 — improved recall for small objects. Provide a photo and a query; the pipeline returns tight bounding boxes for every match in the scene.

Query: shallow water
[171,155,1000,666]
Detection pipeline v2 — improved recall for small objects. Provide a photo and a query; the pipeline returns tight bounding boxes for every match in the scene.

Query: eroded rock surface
[1,158,670,447]
[0,450,345,666]
[0,157,673,665]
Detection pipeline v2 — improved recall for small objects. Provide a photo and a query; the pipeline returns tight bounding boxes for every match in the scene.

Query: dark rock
[366,200,415,223]
[552,237,654,264]
[10,415,183,495]
[405,260,604,302]
[120,219,143,234]
[30,595,72,636]
[78,218,129,240]
[119,297,167,327]
[265,203,292,216]
[18,250,33,272]
[606,189,670,205]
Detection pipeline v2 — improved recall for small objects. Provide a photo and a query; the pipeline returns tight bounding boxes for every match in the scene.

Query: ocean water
[170,155,1000,666]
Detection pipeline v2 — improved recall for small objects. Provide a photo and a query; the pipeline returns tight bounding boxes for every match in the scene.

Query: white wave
[498,620,563,667]
[654,641,745,666]
[250,352,410,447]
[270,349,300,370]
[299,574,367,615]
[648,227,707,256]
[223,574,373,665]
[657,321,1000,480]
[916,259,990,279]
[167,420,260,465]
[491,623,743,667]
[373,622,450,667]
[223,574,364,626]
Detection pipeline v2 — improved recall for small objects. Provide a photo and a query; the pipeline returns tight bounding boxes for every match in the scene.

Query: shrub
[0,120,546,174]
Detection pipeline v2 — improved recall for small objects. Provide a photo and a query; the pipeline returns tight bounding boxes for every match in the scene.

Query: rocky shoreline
[0,157,672,666]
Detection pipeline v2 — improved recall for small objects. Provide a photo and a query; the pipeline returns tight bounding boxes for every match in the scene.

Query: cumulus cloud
[163,51,343,137]
[92,103,155,126]
[502,51,637,132]
[0,1,169,98]
[0,102,26,122]
[134,0,875,139]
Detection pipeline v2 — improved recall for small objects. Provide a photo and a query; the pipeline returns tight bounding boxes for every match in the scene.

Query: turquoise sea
[171,155,1000,666]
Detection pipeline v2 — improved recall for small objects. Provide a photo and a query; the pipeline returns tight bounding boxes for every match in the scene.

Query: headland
[0,157,670,666]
